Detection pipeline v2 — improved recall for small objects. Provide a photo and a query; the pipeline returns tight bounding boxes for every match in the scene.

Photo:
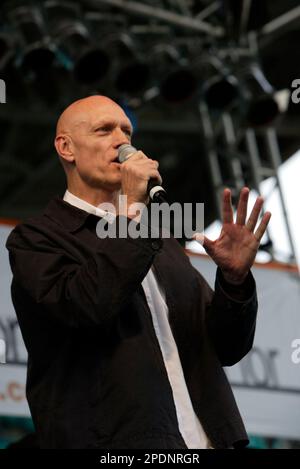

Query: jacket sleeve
[199,267,258,367]
[6,216,162,329]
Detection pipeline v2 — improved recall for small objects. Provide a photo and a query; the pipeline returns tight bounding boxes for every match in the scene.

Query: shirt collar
[44,192,115,233]
[63,190,116,226]
[63,190,110,219]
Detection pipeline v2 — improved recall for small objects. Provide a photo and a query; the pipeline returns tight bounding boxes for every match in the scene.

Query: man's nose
[113,128,130,147]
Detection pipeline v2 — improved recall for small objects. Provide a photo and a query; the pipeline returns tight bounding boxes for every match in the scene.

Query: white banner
[1,222,300,438]
[0,224,29,416]
[189,253,300,440]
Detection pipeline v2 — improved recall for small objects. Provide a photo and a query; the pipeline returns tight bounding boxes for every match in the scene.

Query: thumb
[193,233,214,256]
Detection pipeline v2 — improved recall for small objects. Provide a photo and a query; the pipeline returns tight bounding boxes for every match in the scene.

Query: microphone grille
[118,144,137,163]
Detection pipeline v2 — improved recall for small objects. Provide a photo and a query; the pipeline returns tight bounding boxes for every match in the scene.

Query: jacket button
[151,240,161,251]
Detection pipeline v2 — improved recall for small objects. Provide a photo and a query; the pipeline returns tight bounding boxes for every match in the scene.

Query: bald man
[54,95,161,211]
[6,95,270,449]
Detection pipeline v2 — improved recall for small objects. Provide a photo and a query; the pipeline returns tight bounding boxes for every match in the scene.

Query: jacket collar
[43,197,98,232]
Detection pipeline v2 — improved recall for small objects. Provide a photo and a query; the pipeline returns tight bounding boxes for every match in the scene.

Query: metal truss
[198,104,298,264]
[0,0,299,263]
[87,0,224,36]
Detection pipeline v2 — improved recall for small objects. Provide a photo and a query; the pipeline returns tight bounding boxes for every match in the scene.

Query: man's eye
[97,127,110,132]
[123,128,133,137]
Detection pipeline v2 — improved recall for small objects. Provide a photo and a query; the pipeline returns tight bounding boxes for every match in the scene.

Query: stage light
[45,1,110,84]
[199,57,282,126]
[103,34,150,95]
[115,61,150,94]
[7,5,56,75]
[241,64,280,126]
[0,31,15,69]
[149,44,198,102]
[246,95,279,127]
[202,75,239,110]
[160,67,198,102]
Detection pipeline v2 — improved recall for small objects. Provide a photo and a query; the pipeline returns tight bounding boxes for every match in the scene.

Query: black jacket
[6,197,257,449]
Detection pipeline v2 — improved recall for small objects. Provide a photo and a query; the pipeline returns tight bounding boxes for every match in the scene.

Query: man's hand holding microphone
[117,144,167,220]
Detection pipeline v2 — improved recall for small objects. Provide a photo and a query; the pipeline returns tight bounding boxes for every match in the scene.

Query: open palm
[195,188,272,284]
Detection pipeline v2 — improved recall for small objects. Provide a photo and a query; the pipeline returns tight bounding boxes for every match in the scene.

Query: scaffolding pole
[221,113,245,193]
[199,102,223,220]
[264,128,298,263]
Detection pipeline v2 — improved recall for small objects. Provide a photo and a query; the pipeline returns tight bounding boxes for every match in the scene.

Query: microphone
[118,144,167,203]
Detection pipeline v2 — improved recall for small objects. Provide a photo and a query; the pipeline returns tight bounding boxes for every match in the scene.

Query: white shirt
[63,190,211,449]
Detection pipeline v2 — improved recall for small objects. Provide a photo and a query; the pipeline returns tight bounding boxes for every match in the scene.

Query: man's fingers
[254,212,272,242]
[123,150,146,162]
[193,232,204,245]
[149,170,162,185]
[193,233,214,255]
[222,189,233,224]
[236,187,249,225]
[246,196,264,232]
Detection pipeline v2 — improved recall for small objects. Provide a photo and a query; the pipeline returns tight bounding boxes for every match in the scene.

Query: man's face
[70,100,133,191]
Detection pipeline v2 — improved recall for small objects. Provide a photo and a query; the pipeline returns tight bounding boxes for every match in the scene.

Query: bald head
[55,95,125,137]
[54,95,133,200]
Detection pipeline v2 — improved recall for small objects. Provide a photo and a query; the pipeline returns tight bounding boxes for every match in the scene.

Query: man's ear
[54,135,75,163]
